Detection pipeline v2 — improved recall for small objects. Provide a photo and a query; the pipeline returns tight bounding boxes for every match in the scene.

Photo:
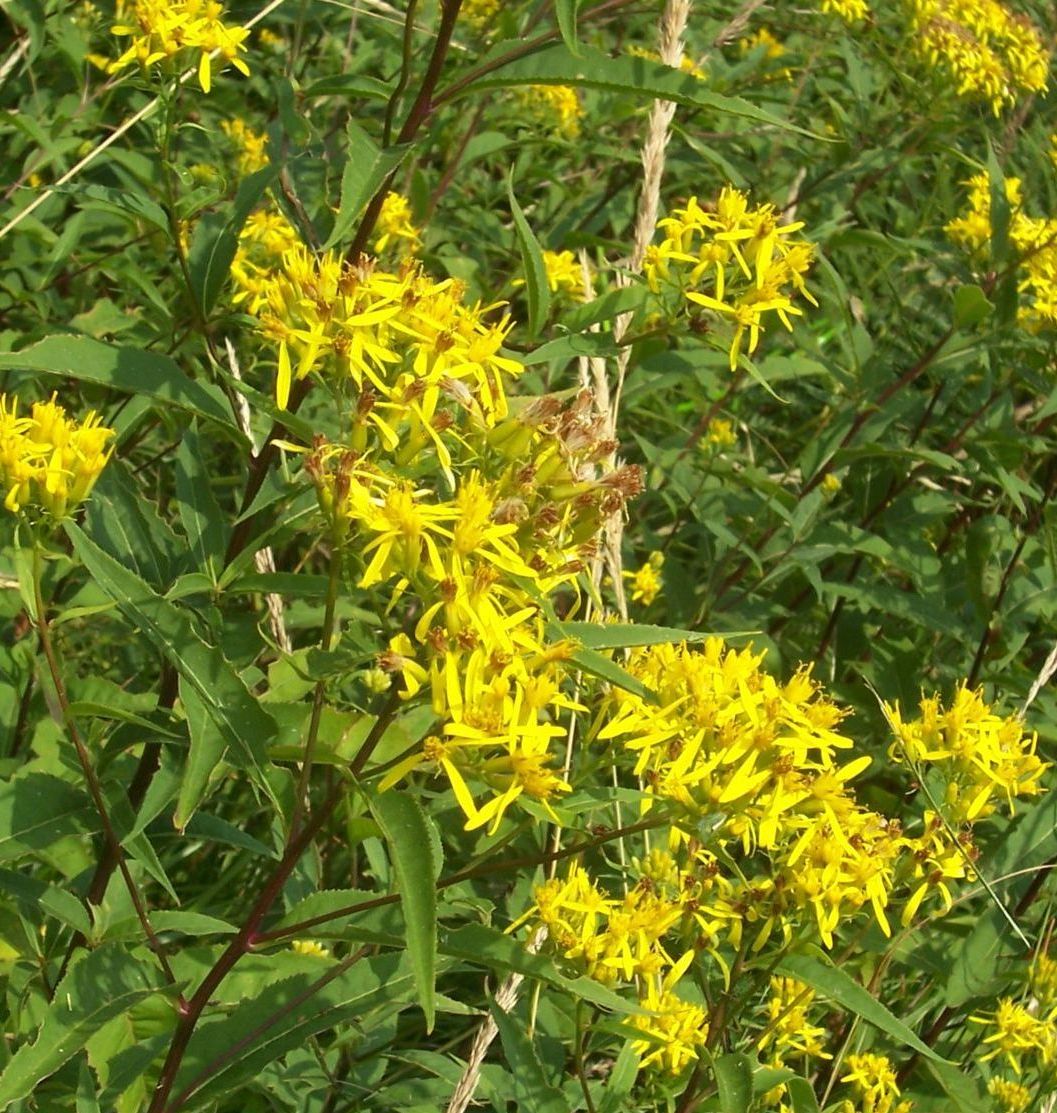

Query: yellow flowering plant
[1,0,1056,1111]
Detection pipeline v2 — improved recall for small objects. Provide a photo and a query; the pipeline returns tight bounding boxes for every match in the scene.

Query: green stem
[290,544,343,836]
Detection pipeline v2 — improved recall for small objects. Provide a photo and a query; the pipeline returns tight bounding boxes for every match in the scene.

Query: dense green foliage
[0,1,1056,1111]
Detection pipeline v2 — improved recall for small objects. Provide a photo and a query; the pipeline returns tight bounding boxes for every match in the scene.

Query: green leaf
[0,772,96,862]
[952,284,992,330]
[440,924,636,1014]
[0,336,237,431]
[174,679,228,831]
[445,44,820,137]
[507,175,551,338]
[491,1003,571,1113]
[303,73,391,100]
[775,952,944,1061]
[85,461,183,589]
[596,1042,639,1113]
[367,790,440,1031]
[172,952,420,1109]
[66,523,279,811]
[522,332,621,366]
[554,0,582,55]
[174,422,229,574]
[713,1052,754,1113]
[550,620,714,650]
[0,945,163,1109]
[61,183,170,234]
[923,1058,989,1112]
[150,911,237,935]
[324,122,413,249]
[785,1076,820,1113]
[187,165,278,314]
[567,646,655,701]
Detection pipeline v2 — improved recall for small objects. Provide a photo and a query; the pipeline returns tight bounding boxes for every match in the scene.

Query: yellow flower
[821,472,842,495]
[221,118,268,175]
[820,0,869,21]
[108,0,251,92]
[988,1076,1031,1113]
[290,939,330,959]
[704,417,737,449]
[374,192,422,257]
[650,188,817,370]
[0,394,115,520]
[630,952,710,1072]
[885,684,1047,823]
[906,0,1049,114]
[624,550,664,605]
[970,998,1057,1074]
[840,1053,902,1113]
[514,85,583,139]
[542,250,586,299]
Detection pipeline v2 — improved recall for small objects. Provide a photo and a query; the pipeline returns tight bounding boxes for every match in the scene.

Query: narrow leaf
[368,790,440,1031]
[554,0,582,55]
[66,523,278,810]
[507,176,551,338]
[775,953,943,1061]
[446,44,820,137]
[0,336,236,430]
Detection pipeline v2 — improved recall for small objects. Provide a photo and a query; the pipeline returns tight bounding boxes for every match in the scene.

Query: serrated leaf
[368,790,440,1031]
[445,44,820,137]
[507,176,550,338]
[324,123,413,249]
[0,336,237,431]
[550,620,714,650]
[775,953,943,1061]
[785,1076,820,1113]
[0,945,163,1109]
[0,773,96,861]
[66,523,279,812]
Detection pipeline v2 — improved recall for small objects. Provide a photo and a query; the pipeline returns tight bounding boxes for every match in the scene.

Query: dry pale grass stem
[224,339,292,655]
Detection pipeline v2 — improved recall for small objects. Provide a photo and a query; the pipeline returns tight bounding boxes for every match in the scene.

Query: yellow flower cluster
[988,1077,1032,1113]
[758,975,831,1064]
[523,861,709,1072]
[0,394,114,519]
[514,85,583,139]
[623,550,664,605]
[820,0,870,22]
[541,250,586,300]
[704,416,737,449]
[885,684,1047,824]
[459,0,500,33]
[970,997,1056,1074]
[741,27,787,61]
[906,0,1049,114]
[236,214,643,835]
[221,118,268,175]
[946,173,1057,331]
[108,0,250,92]
[646,189,817,370]
[839,1053,910,1113]
[374,192,422,257]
